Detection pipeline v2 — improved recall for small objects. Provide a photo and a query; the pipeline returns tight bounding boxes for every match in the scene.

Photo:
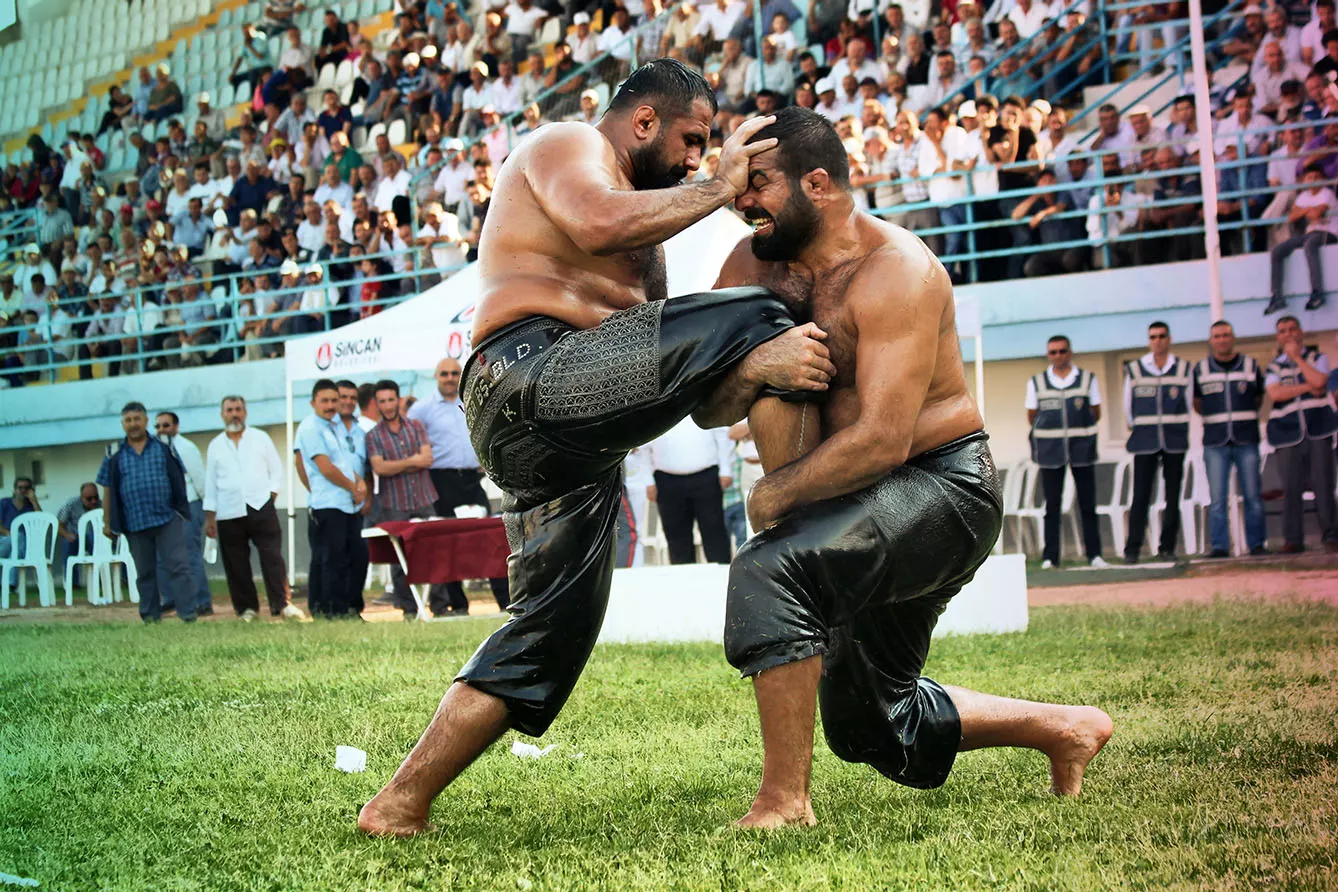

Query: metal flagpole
[1188,0,1225,321]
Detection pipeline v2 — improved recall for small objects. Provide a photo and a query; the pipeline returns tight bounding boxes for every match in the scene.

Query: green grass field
[1,600,1335,891]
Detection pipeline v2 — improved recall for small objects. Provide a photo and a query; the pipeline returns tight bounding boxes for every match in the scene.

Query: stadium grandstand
[0,0,1334,566]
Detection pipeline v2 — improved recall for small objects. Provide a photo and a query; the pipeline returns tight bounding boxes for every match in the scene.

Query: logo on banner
[315,336,383,371]
[450,303,476,324]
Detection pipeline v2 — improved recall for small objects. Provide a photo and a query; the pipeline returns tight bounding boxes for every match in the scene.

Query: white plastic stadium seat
[107,535,141,604]
[386,118,406,146]
[0,512,60,608]
[64,508,116,606]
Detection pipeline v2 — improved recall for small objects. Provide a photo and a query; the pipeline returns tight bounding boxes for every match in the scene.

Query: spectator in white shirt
[203,395,300,621]
[567,12,598,63]
[1121,105,1169,170]
[645,417,735,564]
[280,25,315,87]
[1300,0,1336,66]
[1008,0,1052,39]
[503,0,548,60]
[694,0,747,51]
[1086,179,1150,268]
[598,7,636,62]
[1256,5,1304,74]
[296,200,326,255]
[829,35,887,84]
[1254,42,1309,117]
[372,153,410,213]
[479,107,512,162]
[1214,90,1275,157]
[432,139,473,207]
[490,58,525,114]
[415,202,468,279]
[459,62,494,137]
[314,164,354,211]
[1269,163,1338,313]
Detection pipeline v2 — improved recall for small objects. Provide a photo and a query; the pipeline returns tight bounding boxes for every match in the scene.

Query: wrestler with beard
[712,108,1114,829]
[359,60,837,838]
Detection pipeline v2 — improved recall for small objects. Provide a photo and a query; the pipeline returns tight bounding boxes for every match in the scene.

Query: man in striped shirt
[366,379,438,619]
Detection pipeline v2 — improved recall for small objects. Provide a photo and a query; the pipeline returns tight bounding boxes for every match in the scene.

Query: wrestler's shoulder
[853,216,951,299]
[523,121,611,158]
[716,234,776,287]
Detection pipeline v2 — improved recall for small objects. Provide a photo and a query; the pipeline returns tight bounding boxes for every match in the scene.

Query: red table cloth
[367,518,510,584]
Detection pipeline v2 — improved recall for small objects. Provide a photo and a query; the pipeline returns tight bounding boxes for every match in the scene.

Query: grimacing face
[735,150,821,263]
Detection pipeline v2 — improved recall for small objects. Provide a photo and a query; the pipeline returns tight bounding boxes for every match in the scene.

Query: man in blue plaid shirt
[97,402,196,623]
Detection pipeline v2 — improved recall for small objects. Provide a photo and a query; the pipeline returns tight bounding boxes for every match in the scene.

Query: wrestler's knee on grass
[820,677,960,789]
[724,533,828,677]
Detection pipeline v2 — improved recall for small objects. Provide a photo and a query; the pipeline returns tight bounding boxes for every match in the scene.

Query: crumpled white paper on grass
[0,872,39,888]
[334,746,367,773]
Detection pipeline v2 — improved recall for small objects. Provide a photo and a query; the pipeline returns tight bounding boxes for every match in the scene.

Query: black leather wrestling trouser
[458,288,795,736]
[725,432,1003,789]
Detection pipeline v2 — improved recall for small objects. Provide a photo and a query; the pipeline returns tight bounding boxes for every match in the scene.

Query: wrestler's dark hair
[746,107,850,189]
[606,58,718,122]
[311,379,338,399]
[1148,320,1170,335]
[374,378,400,397]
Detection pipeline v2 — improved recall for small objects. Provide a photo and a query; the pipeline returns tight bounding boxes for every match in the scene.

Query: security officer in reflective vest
[1122,321,1192,563]
[1026,335,1107,569]
[1265,315,1338,553]
[1192,320,1268,558]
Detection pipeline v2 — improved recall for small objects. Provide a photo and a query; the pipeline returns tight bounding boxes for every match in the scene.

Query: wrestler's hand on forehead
[742,322,837,392]
[717,115,779,197]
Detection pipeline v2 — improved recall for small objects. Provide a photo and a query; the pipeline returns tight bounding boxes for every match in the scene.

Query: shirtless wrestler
[712,108,1114,829]
[358,61,835,837]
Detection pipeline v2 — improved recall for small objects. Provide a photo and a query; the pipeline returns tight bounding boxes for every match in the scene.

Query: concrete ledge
[597,553,1029,645]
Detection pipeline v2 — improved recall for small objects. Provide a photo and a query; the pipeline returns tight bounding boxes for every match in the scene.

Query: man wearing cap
[431,139,472,207]
[567,11,598,63]
[295,263,333,333]
[193,93,227,142]
[17,245,57,297]
[1119,105,1167,169]
[459,61,494,137]
[415,201,467,281]
[146,65,184,123]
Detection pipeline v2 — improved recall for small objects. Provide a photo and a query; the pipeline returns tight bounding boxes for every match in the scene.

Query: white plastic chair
[1095,455,1134,553]
[107,534,141,604]
[1014,461,1078,557]
[64,508,116,606]
[386,118,407,146]
[641,502,668,566]
[997,460,1030,553]
[1,512,60,608]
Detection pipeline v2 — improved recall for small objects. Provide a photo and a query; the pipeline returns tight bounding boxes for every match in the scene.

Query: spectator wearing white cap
[17,245,57,297]
[814,77,842,121]
[459,62,494,137]
[295,263,333,334]
[567,12,598,64]
[194,93,227,142]
[431,138,472,207]
[570,89,602,125]
[1121,105,1169,170]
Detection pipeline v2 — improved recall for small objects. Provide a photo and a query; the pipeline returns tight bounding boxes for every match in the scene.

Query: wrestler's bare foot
[357,791,436,838]
[734,796,817,829]
[1046,706,1114,796]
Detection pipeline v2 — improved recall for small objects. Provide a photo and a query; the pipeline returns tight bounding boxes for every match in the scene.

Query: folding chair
[1,512,60,608]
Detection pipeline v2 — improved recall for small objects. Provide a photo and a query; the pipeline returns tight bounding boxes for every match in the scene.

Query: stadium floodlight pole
[1188,0,1225,321]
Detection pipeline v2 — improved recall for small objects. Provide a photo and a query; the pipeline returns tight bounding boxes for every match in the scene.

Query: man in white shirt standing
[154,411,214,617]
[503,0,548,61]
[415,202,468,281]
[203,395,303,621]
[432,139,473,208]
[919,106,982,280]
[645,417,735,564]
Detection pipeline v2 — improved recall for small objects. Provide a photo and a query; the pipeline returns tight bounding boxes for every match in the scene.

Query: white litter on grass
[510,741,558,760]
[334,746,367,773]
[0,872,39,888]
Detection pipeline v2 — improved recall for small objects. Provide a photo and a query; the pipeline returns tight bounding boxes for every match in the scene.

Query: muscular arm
[526,125,735,256]
[753,251,946,518]
[692,240,771,427]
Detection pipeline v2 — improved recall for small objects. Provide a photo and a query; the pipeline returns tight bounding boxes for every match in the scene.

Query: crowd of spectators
[3,0,1337,384]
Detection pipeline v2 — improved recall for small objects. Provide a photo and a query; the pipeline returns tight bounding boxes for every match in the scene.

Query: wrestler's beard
[745,190,821,262]
[629,133,689,190]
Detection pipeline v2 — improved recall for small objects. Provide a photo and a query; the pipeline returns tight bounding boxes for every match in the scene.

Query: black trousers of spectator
[1125,451,1186,559]
[308,507,367,617]
[653,467,731,565]
[77,340,123,378]
[125,514,194,622]
[1023,247,1086,278]
[218,498,290,616]
[1040,464,1102,564]
[429,467,510,613]
[1274,435,1338,547]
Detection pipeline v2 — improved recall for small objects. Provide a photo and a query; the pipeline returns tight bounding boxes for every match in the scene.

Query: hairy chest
[763,263,861,386]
